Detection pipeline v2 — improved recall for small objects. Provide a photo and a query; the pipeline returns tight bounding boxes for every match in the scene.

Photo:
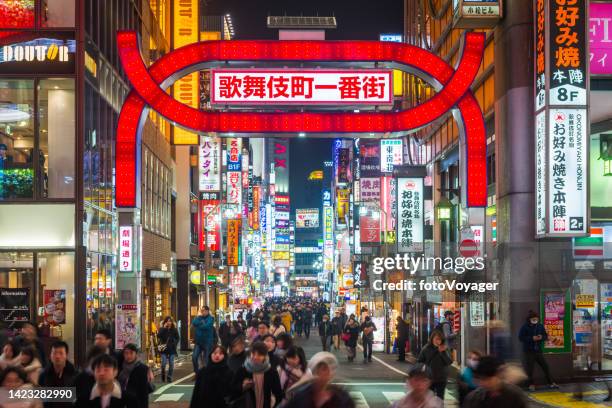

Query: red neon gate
[116,32,487,208]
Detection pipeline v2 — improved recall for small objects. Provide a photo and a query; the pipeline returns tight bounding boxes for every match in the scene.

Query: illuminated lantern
[436,197,453,221]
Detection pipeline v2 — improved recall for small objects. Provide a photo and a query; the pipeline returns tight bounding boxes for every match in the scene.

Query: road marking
[154,393,184,402]
[357,345,408,377]
[383,391,406,403]
[153,372,195,395]
[349,391,370,408]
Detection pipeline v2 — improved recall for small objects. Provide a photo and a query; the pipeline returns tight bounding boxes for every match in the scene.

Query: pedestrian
[262,334,282,371]
[74,346,106,404]
[75,354,137,408]
[227,336,247,374]
[157,316,179,383]
[303,307,313,339]
[294,306,303,337]
[246,308,254,326]
[190,345,232,408]
[360,316,377,363]
[279,346,307,398]
[219,315,234,350]
[94,328,124,367]
[15,322,46,367]
[518,311,558,391]
[247,319,259,343]
[390,363,443,408]
[417,330,452,400]
[38,341,78,408]
[236,314,247,332]
[331,311,343,351]
[281,352,355,408]
[118,344,152,408]
[396,316,410,362]
[463,356,528,408]
[318,314,333,352]
[458,350,482,405]
[274,332,293,360]
[281,309,293,334]
[0,365,42,408]
[436,311,458,362]
[343,317,360,362]
[17,346,42,385]
[271,316,287,337]
[0,340,20,370]
[230,341,283,408]
[191,306,215,372]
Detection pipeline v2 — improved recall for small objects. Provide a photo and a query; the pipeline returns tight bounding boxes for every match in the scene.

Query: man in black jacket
[318,315,333,351]
[38,341,78,408]
[117,344,152,408]
[396,316,410,362]
[75,354,137,408]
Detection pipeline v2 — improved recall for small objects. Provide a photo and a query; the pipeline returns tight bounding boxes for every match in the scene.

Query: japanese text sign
[119,226,133,272]
[397,178,424,252]
[380,139,403,173]
[589,2,612,75]
[198,136,221,191]
[227,171,242,205]
[227,219,241,266]
[226,138,242,171]
[211,69,393,105]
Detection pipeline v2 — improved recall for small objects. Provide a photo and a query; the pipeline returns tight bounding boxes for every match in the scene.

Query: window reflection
[40,0,75,27]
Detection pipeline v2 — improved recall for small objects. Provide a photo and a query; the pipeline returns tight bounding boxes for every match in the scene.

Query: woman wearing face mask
[343,317,360,362]
[274,333,294,360]
[262,334,282,371]
[231,341,283,408]
[518,311,558,391]
[417,330,452,399]
[279,346,307,399]
[190,345,232,408]
[458,350,482,405]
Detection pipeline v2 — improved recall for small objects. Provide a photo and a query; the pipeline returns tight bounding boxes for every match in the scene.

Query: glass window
[0,1,35,29]
[0,80,34,200]
[38,79,75,199]
[40,0,75,27]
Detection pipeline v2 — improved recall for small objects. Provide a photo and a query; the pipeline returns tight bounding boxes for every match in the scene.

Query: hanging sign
[198,136,221,191]
[380,139,403,173]
[397,177,424,252]
[227,219,241,266]
[590,2,612,75]
[360,177,381,202]
[119,226,133,272]
[226,138,242,171]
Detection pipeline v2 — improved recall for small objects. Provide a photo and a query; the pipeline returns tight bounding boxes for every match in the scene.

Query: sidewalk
[527,382,612,407]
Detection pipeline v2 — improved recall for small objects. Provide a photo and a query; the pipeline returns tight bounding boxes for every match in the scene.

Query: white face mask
[530,319,538,325]
[467,358,478,369]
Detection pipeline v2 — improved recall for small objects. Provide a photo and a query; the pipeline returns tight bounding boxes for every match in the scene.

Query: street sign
[459,239,479,258]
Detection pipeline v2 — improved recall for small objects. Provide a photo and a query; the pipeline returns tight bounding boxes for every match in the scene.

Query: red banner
[360,215,380,244]
[199,199,220,252]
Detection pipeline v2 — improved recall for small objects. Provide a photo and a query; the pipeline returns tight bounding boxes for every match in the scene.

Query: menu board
[541,289,571,353]
[0,288,30,322]
[43,289,66,325]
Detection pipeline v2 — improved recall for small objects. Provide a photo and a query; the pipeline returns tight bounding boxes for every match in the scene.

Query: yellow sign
[172,0,199,145]
[227,219,241,266]
[201,31,221,41]
[336,188,350,223]
[576,294,595,308]
[272,251,290,261]
[308,170,324,180]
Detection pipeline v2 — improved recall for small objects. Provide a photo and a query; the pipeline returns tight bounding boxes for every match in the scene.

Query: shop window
[0,1,35,29]
[40,0,74,27]
[38,79,75,198]
[0,80,34,200]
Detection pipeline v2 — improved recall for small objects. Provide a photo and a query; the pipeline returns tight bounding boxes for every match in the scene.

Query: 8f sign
[115,31,488,208]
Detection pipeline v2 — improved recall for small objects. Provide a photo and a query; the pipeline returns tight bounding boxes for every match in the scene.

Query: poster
[541,290,570,352]
[115,304,139,350]
[43,289,66,325]
[227,219,241,266]
[573,309,593,347]
[601,284,612,363]
[371,316,386,352]
[470,294,485,327]
[0,288,30,322]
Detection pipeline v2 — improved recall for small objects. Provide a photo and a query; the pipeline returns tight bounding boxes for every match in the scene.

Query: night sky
[204,0,404,210]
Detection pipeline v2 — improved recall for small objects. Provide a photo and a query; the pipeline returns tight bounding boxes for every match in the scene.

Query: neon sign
[116,32,487,208]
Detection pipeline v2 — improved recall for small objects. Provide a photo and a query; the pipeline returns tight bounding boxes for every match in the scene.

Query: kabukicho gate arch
[115,31,487,209]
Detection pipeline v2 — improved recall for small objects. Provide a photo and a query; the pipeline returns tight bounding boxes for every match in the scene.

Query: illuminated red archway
[116,31,487,208]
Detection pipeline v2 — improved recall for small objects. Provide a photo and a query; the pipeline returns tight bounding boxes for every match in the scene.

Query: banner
[360,214,380,244]
[43,289,66,325]
[227,219,241,266]
[115,304,139,350]
[227,171,242,205]
[360,141,380,177]
[397,177,424,252]
[252,186,261,230]
[590,3,612,75]
[337,148,350,184]
[198,136,221,191]
[119,226,133,272]
[199,199,220,252]
[541,290,571,353]
[336,188,350,225]
[360,177,380,202]
[226,138,242,171]
[296,208,319,228]
[380,139,403,173]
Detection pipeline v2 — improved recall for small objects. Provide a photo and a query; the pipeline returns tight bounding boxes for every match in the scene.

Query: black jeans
[524,351,554,385]
[397,338,406,361]
[304,323,311,338]
[321,335,331,351]
[431,381,446,399]
[363,337,373,359]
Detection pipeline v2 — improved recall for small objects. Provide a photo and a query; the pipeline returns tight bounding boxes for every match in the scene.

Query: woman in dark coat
[157,316,179,382]
[190,345,232,408]
[231,341,283,408]
[343,317,360,362]
[227,336,247,374]
[417,329,453,399]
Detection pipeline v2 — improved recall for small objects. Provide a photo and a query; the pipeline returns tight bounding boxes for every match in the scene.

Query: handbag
[157,343,167,353]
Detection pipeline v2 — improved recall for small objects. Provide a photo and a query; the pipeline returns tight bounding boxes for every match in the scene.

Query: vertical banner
[252,186,261,230]
[227,138,242,171]
[360,177,381,202]
[172,0,199,144]
[43,290,66,325]
[360,214,381,244]
[199,199,220,252]
[323,206,334,280]
[397,177,424,252]
[380,139,403,173]
[380,176,396,243]
[534,0,589,237]
[336,188,350,225]
[119,226,133,272]
[337,148,350,184]
[198,136,221,191]
[360,141,381,177]
[115,304,139,350]
[226,171,242,205]
[541,289,571,353]
[227,219,241,266]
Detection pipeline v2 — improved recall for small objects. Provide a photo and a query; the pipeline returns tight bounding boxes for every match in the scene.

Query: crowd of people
[0,300,558,408]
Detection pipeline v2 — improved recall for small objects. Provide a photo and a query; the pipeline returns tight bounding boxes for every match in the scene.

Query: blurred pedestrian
[331,311,343,351]
[230,341,283,408]
[437,311,458,362]
[463,356,528,408]
[254,322,270,343]
[0,366,42,408]
[227,336,247,374]
[219,315,234,350]
[94,328,124,367]
[343,317,360,362]
[17,346,42,385]
[281,352,354,408]
[38,341,77,408]
[518,311,558,390]
[75,354,137,408]
[271,316,287,337]
[279,346,307,397]
[74,346,106,404]
[15,322,46,366]
[190,345,232,408]
[118,344,151,408]
[458,350,481,405]
[0,340,20,370]
[303,307,313,339]
[396,316,410,362]
[390,363,442,408]
[157,316,179,383]
[294,306,304,337]
[319,314,332,352]
[417,330,452,399]
[262,334,282,371]
[360,316,377,363]
[281,309,293,334]
[274,333,293,360]
[191,306,215,372]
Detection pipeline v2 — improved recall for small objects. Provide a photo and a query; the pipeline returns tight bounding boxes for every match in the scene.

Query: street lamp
[436,196,453,221]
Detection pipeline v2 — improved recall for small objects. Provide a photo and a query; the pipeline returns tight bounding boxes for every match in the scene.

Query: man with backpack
[361,316,377,363]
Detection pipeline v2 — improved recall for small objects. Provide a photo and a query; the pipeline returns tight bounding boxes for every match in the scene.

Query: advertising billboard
[296,208,319,229]
[397,177,424,252]
[198,136,221,191]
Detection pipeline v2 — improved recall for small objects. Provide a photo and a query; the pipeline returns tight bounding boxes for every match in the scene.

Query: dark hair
[162,316,175,327]
[468,349,483,358]
[444,310,454,317]
[95,329,112,339]
[51,340,69,354]
[429,330,445,344]
[2,340,20,357]
[123,343,139,353]
[250,319,260,328]
[273,316,282,326]
[527,310,539,320]
[0,366,28,385]
[261,334,276,346]
[258,321,269,328]
[86,346,106,366]
[202,306,210,311]
[408,363,432,379]
[250,341,268,356]
[91,353,118,370]
[283,346,306,372]
[231,335,245,348]
[276,333,293,349]
[473,355,502,378]
[19,346,37,364]
[208,345,227,362]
